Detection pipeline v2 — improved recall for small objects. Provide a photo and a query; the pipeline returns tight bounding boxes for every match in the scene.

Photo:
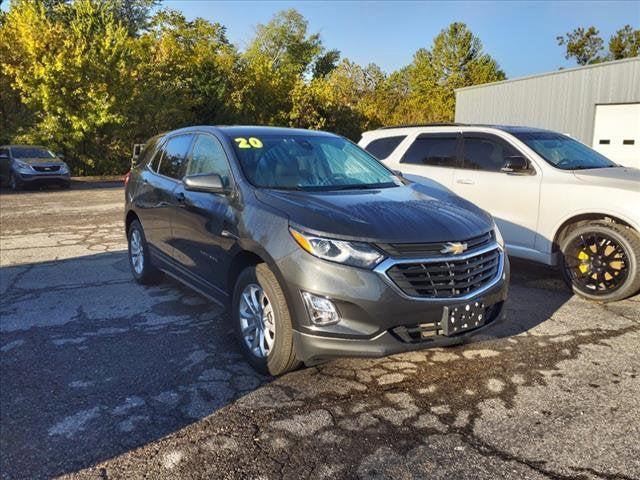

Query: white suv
[359,124,640,302]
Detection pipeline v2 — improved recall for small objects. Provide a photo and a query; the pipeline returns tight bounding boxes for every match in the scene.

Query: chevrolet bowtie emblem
[441,242,468,255]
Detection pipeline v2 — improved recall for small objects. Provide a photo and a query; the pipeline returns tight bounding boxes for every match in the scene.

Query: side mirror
[57,153,65,160]
[501,156,529,174]
[183,173,227,194]
[392,169,403,178]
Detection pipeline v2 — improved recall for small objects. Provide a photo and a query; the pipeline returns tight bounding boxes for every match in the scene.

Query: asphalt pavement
[0,185,638,480]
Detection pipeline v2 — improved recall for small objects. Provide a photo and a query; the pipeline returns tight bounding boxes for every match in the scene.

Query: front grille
[377,231,493,258]
[32,165,60,173]
[386,248,501,298]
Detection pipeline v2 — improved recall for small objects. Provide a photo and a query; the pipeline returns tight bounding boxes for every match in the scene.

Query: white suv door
[387,132,459,189]
[451,133,542,251]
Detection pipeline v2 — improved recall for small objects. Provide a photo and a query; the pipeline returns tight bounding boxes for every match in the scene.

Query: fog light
[302,292,341,326]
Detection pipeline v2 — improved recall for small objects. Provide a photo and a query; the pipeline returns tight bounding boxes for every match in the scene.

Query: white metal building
[455,57,640,168]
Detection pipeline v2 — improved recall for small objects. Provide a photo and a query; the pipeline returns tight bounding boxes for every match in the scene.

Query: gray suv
[124,126,509,375]
[0,145,71,190]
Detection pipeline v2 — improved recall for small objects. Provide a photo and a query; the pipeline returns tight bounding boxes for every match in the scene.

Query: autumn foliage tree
[0,1,508,174]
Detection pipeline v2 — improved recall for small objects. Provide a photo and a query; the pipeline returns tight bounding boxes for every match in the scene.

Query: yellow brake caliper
[578,250,590,274]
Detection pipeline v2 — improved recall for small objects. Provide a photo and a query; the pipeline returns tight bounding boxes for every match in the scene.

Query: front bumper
[15,171,70,185]
[278,244,510,365]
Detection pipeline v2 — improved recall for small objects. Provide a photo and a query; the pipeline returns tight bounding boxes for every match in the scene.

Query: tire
[9,173,20,191]
[232,264,300,375]
[127,219,162,285]
[560,221,640,302]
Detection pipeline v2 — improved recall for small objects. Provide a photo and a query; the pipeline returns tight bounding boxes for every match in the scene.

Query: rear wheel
[127,220,162,284]
[232,264,300,375]
[560,222,640,302]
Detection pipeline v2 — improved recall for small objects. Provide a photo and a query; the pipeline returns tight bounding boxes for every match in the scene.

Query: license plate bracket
[441,300,486,336]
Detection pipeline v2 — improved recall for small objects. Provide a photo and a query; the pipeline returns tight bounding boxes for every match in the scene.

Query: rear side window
[364,136,406,160]
[158,135,193,179]
[461,136,520,172]
[137,137,160,167]
[401,135,458,167]
[148,144,163,172]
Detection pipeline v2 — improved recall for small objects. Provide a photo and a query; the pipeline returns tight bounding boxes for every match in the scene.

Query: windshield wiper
[324,183,396,191]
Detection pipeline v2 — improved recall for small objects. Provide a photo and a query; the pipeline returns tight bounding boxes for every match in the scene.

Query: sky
[165,0,640,78]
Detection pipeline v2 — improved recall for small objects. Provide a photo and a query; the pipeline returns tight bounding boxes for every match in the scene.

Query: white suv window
[401,135,458,167]
[364,135,406,160]
[461,135,519,172]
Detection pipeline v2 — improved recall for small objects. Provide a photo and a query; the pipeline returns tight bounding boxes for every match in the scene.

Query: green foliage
[557,25,639,65]
[2,0,135,173]
[608,25,640,60]
[557,27,604,65]
[406,23,505,122]
[1,3,508,174]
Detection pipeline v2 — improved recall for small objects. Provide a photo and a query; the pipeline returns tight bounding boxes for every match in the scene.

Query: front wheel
[9,173,20,191]
[560,222,640,302]
[232,264,300,375]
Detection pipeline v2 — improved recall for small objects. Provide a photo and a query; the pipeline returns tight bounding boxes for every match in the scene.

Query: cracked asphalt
[0,185,639,480]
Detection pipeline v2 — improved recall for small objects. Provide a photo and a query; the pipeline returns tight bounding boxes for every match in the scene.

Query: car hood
[572,166,640,192]
[15,157,63,165]
[254,181,494,244]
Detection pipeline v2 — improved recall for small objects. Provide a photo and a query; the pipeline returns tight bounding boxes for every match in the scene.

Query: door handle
[456,179,475,185]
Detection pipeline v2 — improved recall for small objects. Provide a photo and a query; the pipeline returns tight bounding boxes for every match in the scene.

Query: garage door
[592,103,640,169]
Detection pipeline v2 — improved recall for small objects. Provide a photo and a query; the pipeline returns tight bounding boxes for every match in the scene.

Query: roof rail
[377,123,466,130]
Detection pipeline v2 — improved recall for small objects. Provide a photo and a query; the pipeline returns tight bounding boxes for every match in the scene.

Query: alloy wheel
[239,283,276,358]
[564,232,629,295]
[130,229,145,275]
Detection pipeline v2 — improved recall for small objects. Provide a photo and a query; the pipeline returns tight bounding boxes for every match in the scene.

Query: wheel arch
[227,249,267,292]
[125,210,140,235]
[552,212,639,254]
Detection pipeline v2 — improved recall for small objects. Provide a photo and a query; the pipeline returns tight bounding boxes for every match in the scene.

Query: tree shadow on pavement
[0,251,271,479]
[0,252,576,479]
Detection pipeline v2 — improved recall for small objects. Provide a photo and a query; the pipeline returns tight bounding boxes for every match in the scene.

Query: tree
[245,9,322,75]
[406,23,505,122]
[0,5,509,174]
[1,0,135,174]
[132,10,238,135]
[312,49,340,78]
[608,25,640,60]
[556,26,604,65]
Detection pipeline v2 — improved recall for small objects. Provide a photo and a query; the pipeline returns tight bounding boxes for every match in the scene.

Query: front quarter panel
[537,172,640,258]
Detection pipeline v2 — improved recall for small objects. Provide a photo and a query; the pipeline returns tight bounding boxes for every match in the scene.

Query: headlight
[289,227,385,269]
[14,160,32,172]
[59,163,69,174]
[493,223,505,247]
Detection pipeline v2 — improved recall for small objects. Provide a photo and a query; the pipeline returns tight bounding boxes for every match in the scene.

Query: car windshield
[230,135,401,190]
[512,131,616,170]
[11,147,56,159]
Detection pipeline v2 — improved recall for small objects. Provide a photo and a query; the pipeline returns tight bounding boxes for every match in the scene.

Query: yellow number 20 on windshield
[235,137,263,149]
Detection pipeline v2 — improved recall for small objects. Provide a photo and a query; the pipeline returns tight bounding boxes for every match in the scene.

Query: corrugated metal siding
[455,58,640,144]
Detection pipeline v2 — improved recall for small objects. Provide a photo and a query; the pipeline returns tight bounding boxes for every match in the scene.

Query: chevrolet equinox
[124,126,509,375]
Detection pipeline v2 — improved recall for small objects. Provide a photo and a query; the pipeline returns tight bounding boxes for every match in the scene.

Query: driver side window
[461,135,520,172]
[186,134,231,186]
